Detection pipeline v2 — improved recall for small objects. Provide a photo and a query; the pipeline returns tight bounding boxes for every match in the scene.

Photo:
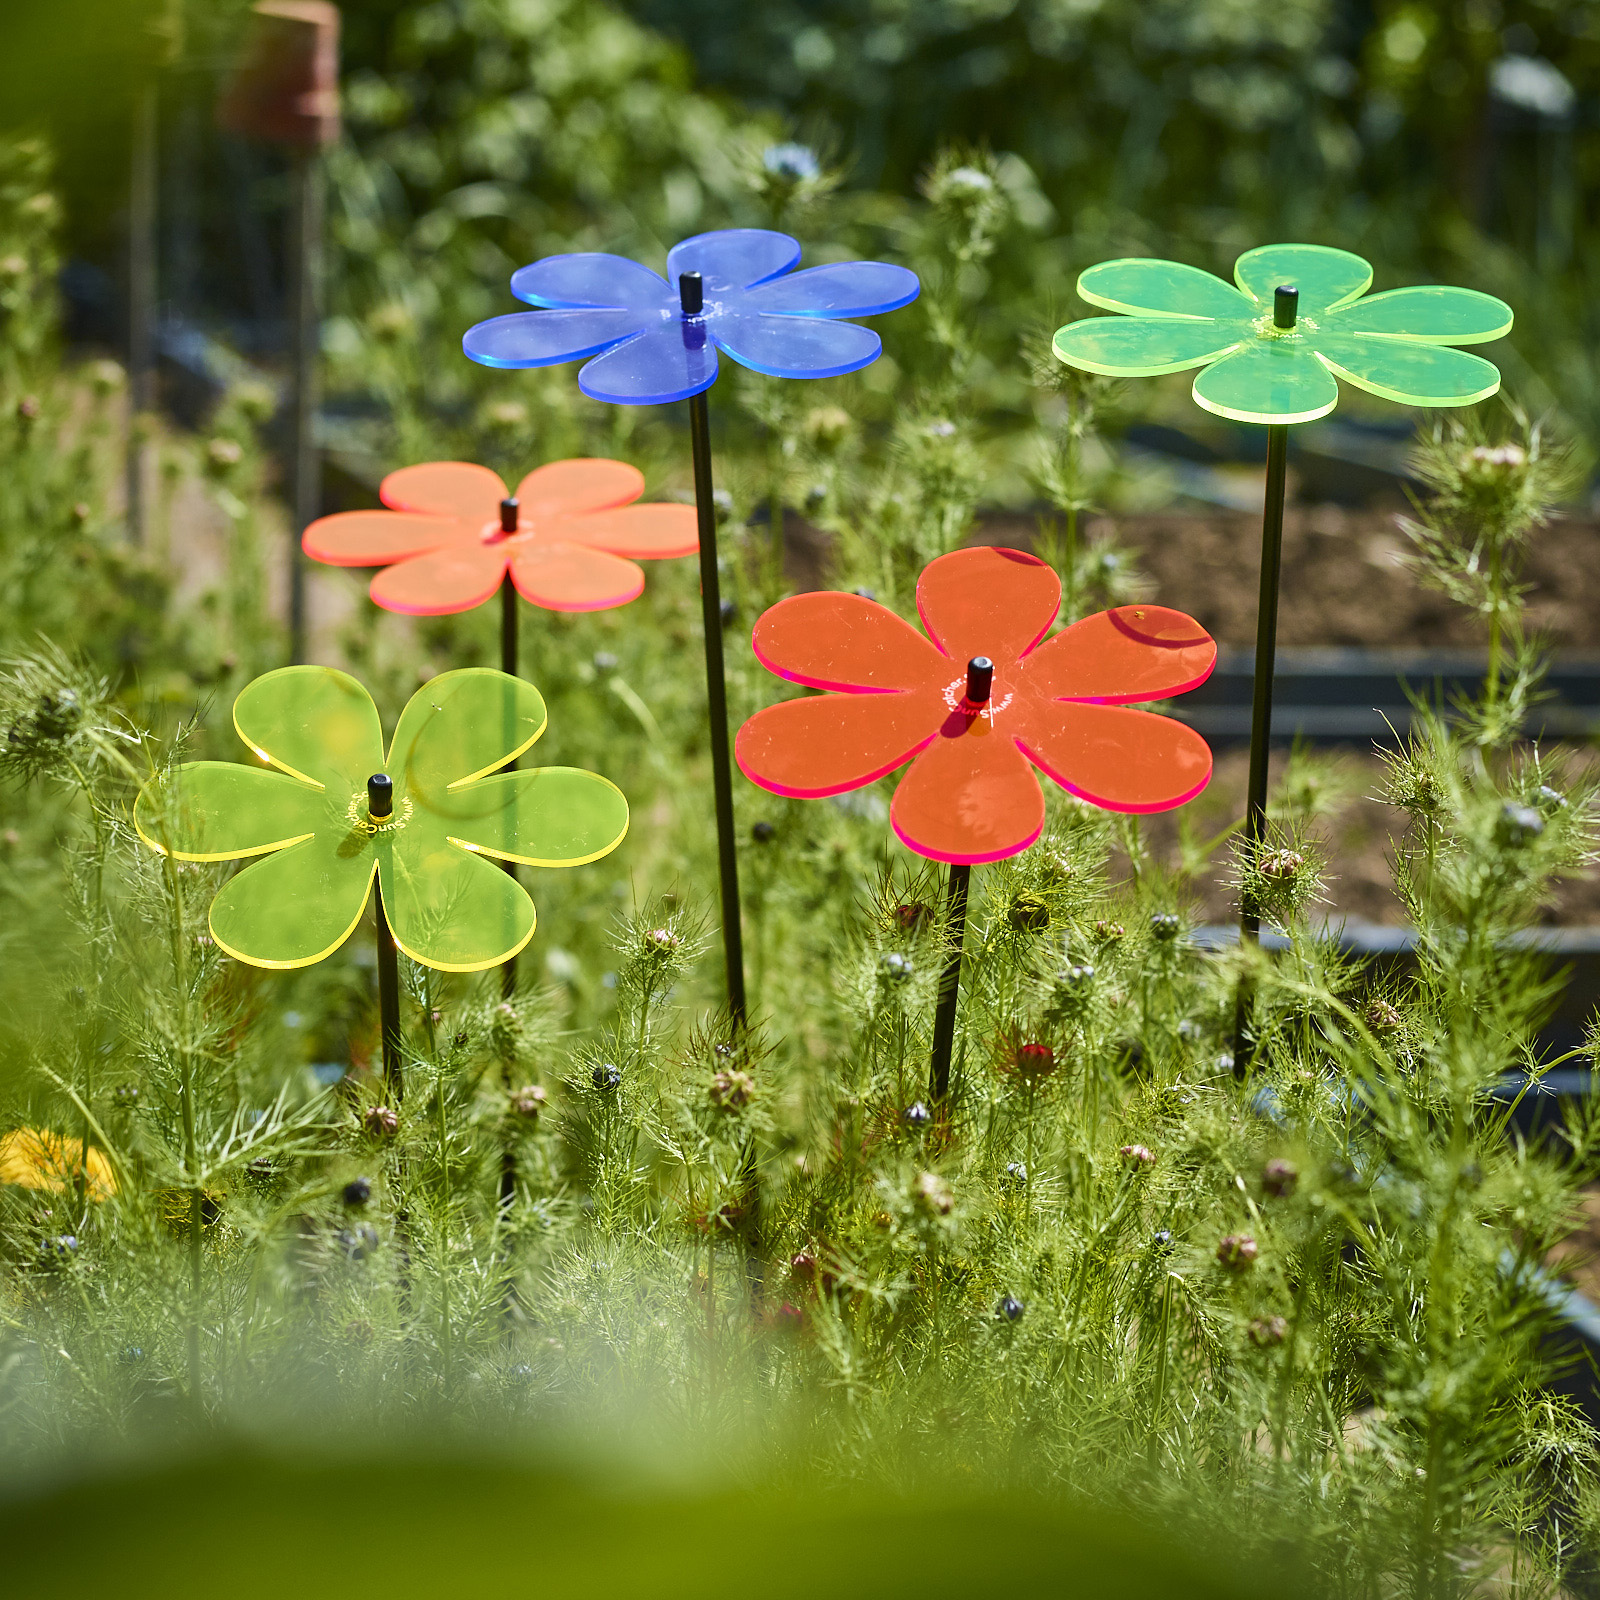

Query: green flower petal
[378,836,534,972]
[387,669,547,802]
[1076,258,1252,320]
[1233,244,1371,314]
[1192,341,1338,424]
[210,834,375,969]
[234,667,384,793]
[1053,315,1246,377]
[1313,334,1501,408]
[134,762,329,861]
[418,767,630,867]
[1319,285,1512,345]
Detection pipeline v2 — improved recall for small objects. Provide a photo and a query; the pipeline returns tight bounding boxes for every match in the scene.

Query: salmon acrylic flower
[302,457,698,616]
[735,547,1217,864]
[134,665,628,971]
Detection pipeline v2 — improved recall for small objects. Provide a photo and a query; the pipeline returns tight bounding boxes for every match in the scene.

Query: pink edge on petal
[735,722,934,800]
[515,577,647,613]
[367,555,510,616]
[1058,651,1218,707]
[1017,734,1213,815]
[749,629,907,695]
[890,808,1044,867]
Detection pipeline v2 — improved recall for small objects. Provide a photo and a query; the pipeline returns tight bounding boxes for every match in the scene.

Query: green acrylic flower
[1052,244,1512,425]
[134,666,628,971]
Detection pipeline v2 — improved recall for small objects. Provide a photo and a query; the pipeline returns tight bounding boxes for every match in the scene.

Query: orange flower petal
[509,541,645,611]
[752,591,945,692]
[1019,605,1217,703]
[915,547,1059,667]
[302,510,468,567]
[514,458,644,517]
[380,461,507,521]
[1016,702,1212,813]
[555,503,700,559]
[890,716,1045,864]
[370,544,509,615]
[735,689,942,798]
[0,1128,115,1200]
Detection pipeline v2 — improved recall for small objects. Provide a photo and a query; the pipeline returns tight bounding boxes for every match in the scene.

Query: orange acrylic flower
[735,547,1217,864]
[0,1128,116,1201]
[302,457,698,616]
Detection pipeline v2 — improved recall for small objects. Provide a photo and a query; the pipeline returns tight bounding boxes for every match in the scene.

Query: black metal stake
[126,84,158,547]
[286,146,325,665]
[368,773,403,1099]
[496,497,520,1208]
[929,656,990,1101]
[682,270,747,1027]
[1233,284,1297,1077]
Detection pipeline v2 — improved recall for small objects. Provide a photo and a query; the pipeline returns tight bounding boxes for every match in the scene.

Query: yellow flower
[0,1128,115,1201]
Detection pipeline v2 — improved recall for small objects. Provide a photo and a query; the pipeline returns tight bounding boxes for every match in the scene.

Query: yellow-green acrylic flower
[1052,244,1512,425]
[135,666,627,971]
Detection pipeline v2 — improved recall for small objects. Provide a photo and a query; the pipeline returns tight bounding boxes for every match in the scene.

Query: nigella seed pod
[362,1104,399,1139]
[343,1177,372,1207]
[997,1294,1025,1323]
[1094,920,1124,942]
[903,1101,932,1128]
[592,1064,623,1093]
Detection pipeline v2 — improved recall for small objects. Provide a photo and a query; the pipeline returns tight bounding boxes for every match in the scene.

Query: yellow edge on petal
[231,719,327,790]
[1190,374,1339,427]
[393,904,538,974]
[209,860,375,970]
[133,813,316,864]
[1312,349,1501,409]
[1076,285,1219,322]
[1053,330,1245,378]
[443,697,548,789]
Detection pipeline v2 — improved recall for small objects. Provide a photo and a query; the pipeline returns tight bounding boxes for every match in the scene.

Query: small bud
[915,1171,954,1216]
[903,1101,932,1128]
[592,1063,622,1093]
[879,952,914,983]
[362,1104,399,1138]
[1262,1158,1298,1198]
[751,820,775,842]
[1151,1229,1173,1252]
[16,395,40,421]
[1004,1161,1028,1183]
[646,927,680,952]
[39,1234,78,1261]
[113,1083,139,1107]
[894,903,929,930]
[1258,849,1304,880]
[1013,1042,1056,1079]
[453,1030,468,1047]
[1497,801,1544,847]
[1248,1315,1288,1347]
[1094,920,1125,942]
[1216,1233,1258,1271]
[1008,893,1050,932]
[1120,1143,1155,1167]
[510,1084,547,1119]
[342,1177,372,1207]
[337,1224,380,1261]
[1535,784,1567,813]
[1364,997,1402,1034]
[789,1250,817,1281]
[206,437,243,469]
[710,1069,755,1110]
[997,1294,1025,1323]
[1149,912,1181,941]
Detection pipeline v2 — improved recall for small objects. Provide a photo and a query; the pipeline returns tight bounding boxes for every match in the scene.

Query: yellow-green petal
[234,667,384,792]
[1192,341,1338,425]
[388,669,547,801]
[1233,244,1371,314]
[1313,334,1501,408]
[210,834,375,969]
[1053,315,1246,377]
[419,767,630,867]
[134,762,328,861]
[1319,285,1512,345]
[1076,258,1252,321]
[378,837,534,972]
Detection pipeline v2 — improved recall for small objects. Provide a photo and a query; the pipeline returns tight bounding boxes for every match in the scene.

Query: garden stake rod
[368,771,404,1099]
[683,270,748,1027]
[929,655,991,1100]
[497,496,520,1207]
[1233,284,1296,1077]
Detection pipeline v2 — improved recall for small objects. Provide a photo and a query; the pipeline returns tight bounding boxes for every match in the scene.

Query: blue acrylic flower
[462,228,920,406]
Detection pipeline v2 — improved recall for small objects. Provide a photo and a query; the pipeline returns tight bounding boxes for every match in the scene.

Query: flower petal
[1312,334,1501,408]
[303,511,466,567]
[736,690,942,799]
[750,592,945,692]
[554,504,699,559]
[513,458,643,518]
[389,668,548,800]
[1017,703,1212,814]
[741,261,920,318]
[463,308,649,370]
[666,228,800,291]
[424,767,629,867]
[1018,606,1216,703]
[1053,314,1246,377]
[134,761,328,861]
[1319,285,1513,345]
[1233,244,1371,313]
[890,721,1044,865]
[233,667,384,792]
[711,312,882,380]
[916,547,1059,667]
[509,253,670,310]
[508,541,645,611]
[576,326,718,405]
[1077,258,1253,320]
[1191,341,1339,424]
[210,835,374,969]
[378,839,533,973]
[369,544,509,616]
[380,461,506,520]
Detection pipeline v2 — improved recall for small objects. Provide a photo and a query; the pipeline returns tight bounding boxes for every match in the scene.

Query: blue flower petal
[666,229,801,293]
[742,261,920,319]
[463,308,650,370]
[711,313,882,381]
[509,253,671,310]
[577,323,719,405]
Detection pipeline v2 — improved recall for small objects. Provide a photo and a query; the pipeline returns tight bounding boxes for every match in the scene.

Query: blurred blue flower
[462,228,919,406]
[762,142,821,182]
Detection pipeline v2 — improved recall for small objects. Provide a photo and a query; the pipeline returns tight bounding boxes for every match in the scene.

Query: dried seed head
[362,1104,398,1139]
[710,1069,755,1110]
[1248,1315,1288,1347]
[1216,1233,1259,1271]
[1119,1143,1155,1168]
[915,1171,954,1216]
[510,1085,547,1120]
[1262,1158,1298,1198]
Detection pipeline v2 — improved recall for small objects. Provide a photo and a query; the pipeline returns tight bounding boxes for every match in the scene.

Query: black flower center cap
[1273,284,1299,330]
[368,773,394,821]
[966,656,994,706]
